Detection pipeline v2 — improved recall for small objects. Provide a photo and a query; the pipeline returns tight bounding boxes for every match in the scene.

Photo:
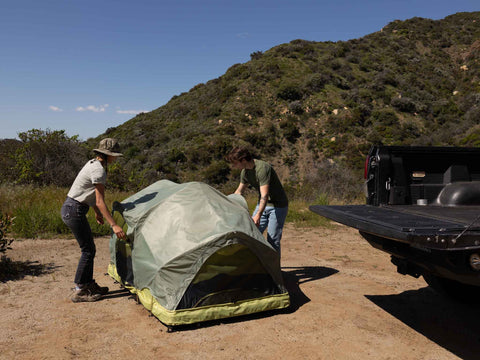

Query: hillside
[89,12,478,194]
[4,12,479,199]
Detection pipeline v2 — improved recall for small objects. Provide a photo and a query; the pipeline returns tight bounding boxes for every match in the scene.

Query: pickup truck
[310,145,480,301]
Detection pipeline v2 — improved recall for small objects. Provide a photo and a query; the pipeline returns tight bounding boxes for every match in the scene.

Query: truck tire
[423,273,480,303]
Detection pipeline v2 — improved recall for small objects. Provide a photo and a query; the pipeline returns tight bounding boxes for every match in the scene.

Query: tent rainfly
[108,180,290,327]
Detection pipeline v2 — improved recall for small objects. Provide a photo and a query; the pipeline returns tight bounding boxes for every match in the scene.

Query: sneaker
[88,281,109,295]
[71,287,102,303]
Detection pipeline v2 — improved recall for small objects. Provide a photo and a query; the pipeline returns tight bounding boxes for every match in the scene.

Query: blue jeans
[61,197,96,286]
[253,204,288,253]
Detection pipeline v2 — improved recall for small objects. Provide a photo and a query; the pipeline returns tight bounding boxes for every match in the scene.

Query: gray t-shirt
[67,159,106,207]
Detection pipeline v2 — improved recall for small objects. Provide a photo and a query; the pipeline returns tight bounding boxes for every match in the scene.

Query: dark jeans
[61,197,96,285]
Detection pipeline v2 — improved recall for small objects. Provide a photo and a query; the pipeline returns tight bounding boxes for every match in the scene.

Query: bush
[202,160,231,185]
[460,128,480,147]
[285,160,364,203]
[245,102,264,118]
[224,63,250,80]
[279,117,301,143]
[305,73,330,93]
[277,84,303,101]
[124,145,141,158]
[242,132,268,149]
[332,75,351,90]
[107,162,129,191]
[391,97,417,113]
[13,129,86,187]
[371,109,399,126]
[288,101,304,115]
[240,124,281,155]
[0,212,14,254]
[250,51,263,60]
[351,104,372,126]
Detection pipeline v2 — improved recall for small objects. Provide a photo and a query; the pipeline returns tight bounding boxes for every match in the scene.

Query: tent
[108,180,290,327]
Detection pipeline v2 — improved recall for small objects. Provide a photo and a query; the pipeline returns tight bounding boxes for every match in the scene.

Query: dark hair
[94,151,108,163]
[225,146,253,163]
[94,151,109,174]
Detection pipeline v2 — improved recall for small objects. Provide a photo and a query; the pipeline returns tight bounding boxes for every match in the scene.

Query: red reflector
[364,156,370,179]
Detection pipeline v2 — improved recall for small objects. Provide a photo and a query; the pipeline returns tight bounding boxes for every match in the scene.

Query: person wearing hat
[61,138,126,303]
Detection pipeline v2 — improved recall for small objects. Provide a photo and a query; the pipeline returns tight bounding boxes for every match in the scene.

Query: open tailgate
[309,205,480,249]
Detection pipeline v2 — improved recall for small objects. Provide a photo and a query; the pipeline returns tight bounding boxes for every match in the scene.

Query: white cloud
[49,105,63,112]
[76,104,109,112]
[116,109,147,115]
[236,32,250,39]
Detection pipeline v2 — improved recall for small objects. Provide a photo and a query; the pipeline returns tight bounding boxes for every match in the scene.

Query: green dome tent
[108,180,290,326]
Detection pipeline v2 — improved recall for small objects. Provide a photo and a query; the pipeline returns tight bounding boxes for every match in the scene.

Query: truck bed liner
[383,205,480,226]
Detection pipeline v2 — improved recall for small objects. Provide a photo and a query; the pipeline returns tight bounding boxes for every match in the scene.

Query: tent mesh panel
[177,244,282,309]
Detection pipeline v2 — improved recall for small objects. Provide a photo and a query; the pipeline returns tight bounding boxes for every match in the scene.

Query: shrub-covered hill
[89,12,479,193]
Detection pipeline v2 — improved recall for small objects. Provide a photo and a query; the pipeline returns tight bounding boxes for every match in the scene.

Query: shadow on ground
[366,286,480,360]
[102,288,133,300]
[0,256,61,282]
[282,266,339,311]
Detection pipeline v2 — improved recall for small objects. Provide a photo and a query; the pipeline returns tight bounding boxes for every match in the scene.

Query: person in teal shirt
[226,147,288,254]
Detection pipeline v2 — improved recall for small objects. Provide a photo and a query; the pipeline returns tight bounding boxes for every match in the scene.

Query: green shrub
[124,145,141,158]
[244,102,264,118]
[225,63,251,80]
[460,128,480,147]
[279,117,301,143]
[391,97,417,113]
[332,75,351,90]
[202,160,231,185]
[12,129,86,187]
[288,101,304,115]
[371,109,399,125]
[218,123,236,136]
[0,212,14,253]
[285,160,364,203]
[250,51,263,60]
[277,84,303,101]
[305,73,329,93]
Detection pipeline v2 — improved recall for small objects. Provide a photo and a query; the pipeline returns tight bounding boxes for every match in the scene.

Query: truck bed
[309,146,480,290]
[309,204,480,250]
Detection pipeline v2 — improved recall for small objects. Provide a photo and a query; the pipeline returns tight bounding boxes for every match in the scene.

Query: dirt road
[1,224,479,359]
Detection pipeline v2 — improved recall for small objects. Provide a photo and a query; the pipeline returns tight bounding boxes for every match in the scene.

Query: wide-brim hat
[93,138,123,157]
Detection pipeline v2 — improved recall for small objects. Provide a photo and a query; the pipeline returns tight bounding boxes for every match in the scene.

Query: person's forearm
[256,194,268,217]
[256,184,269,217]
[95,203,116,227]
[234,183,246,195]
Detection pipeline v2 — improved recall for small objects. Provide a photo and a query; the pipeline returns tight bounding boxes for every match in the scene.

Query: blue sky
[1,0,478,141]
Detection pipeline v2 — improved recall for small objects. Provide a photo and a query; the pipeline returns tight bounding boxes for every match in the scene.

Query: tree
[250,51,263,60]
[14,129,87,186]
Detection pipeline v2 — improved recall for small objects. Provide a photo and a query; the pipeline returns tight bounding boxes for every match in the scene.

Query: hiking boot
[88,281,109,295]
[71,287,102,303]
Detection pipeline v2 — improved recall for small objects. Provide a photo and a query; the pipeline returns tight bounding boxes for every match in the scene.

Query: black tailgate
[309,205,478,245]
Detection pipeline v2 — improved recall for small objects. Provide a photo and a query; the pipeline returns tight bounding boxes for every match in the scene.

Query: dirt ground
[1,223,479,360]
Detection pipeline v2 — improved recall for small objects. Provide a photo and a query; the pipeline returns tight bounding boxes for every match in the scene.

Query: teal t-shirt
[240,159,288,207]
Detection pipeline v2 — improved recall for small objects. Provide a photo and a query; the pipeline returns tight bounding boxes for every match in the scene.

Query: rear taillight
[364,155,370,179]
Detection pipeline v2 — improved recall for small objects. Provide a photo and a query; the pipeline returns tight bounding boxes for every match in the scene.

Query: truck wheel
[423,273,480,303]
